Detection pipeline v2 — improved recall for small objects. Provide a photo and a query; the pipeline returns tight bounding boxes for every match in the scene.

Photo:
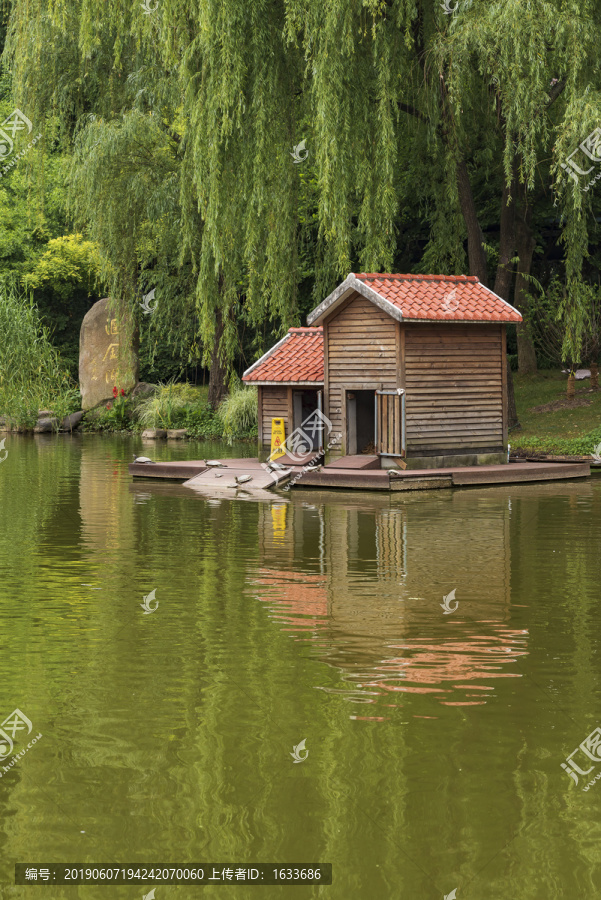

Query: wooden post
[397,322,406,389]
[501,325,508,449]
[323,321,329,424]
[287,387,293,437]
[257,386,264,451]
[397,323,406,458]
[323,321,334,453]
[293,391,303,433]
[347,390,357,455]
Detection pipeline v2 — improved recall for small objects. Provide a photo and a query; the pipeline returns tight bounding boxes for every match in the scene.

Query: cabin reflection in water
[252,491,529,714]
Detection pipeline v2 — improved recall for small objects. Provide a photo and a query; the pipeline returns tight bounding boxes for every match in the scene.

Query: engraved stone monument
[79,298,138,410]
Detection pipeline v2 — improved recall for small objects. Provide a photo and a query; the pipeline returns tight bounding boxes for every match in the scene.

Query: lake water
[1,434,601,898]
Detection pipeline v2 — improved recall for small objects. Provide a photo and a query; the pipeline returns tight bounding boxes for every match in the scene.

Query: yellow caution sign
[270,418,286,460]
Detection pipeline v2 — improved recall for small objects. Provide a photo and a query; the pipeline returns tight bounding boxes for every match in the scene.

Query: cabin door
[292,389,322,451]
[346,390,376,455]
[375,389,406,458]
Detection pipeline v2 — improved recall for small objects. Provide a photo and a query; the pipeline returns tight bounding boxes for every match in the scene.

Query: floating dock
[129,456,591,492]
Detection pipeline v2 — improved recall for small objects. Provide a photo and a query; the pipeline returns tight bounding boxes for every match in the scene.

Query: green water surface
[1,433,601,899]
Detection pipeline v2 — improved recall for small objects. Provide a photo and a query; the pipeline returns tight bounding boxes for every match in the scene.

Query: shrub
[183,403,222,439]
[511,425,601,456]
[136,381,200,428]
[217,386,258,443]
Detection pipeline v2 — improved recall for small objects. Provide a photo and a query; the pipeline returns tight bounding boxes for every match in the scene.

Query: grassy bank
[86,382,258,442]
[511,370,601,456]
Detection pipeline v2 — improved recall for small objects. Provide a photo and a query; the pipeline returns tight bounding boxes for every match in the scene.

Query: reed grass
[217,385,258,442]
[0,279,75,428]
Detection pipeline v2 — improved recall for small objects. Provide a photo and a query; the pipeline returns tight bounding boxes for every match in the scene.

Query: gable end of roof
[306,273,403,326]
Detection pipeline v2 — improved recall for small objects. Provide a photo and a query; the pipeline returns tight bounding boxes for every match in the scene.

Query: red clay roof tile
[242,327,324,384]
[352,273,522,323]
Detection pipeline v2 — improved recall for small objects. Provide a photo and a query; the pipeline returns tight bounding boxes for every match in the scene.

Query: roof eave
[402,317,522,324]
[243,380,325,387]
[477,283,523,322]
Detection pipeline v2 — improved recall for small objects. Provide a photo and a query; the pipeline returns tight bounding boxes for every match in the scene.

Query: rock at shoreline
[132,382,158,398]
[142,428,167,439]
[167,429,188,439]
[34,417,58,433]
[61,411,85,432]
[79,298,138,410]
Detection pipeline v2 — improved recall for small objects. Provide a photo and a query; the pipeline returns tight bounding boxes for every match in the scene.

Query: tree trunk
[456,159,488,283]
[455,156,521,428]
[590,362,599,390]
[493,171,520,429]
[567,373,575,400]
[514,199,538,374]
[494,170,516,300]
[208,308,228,409]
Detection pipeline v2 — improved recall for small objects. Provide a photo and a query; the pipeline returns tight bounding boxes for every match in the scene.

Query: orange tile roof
[307,273,522,324]
[242,327,324,385]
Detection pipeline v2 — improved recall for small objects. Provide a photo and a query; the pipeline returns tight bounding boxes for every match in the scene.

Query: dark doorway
[347,390,375,455]
[292,389,321,450]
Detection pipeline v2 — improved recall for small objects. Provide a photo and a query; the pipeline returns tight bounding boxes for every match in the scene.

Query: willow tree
[3,0,209,392]
[5,0,601,409]
[437,0,601,377]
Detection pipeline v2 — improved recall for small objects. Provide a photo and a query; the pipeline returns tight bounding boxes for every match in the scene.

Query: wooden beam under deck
[129,458,591,490]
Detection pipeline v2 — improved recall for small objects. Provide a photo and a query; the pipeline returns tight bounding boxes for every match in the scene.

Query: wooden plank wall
[261,387,290,450]
[326,293,397,448]
[404,323,504,454]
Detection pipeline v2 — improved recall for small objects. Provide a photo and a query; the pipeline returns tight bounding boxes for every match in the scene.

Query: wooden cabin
[243,273,522,468]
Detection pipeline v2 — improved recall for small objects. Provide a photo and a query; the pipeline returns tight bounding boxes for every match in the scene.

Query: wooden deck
[325,454,380,469]
[129,457,591,491]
